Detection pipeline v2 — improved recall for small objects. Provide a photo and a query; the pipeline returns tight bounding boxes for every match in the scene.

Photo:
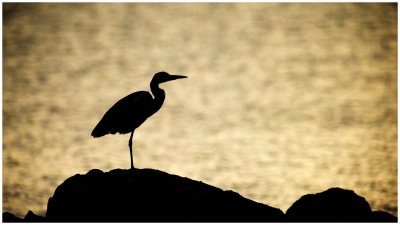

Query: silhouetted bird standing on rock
[91,72,187,169]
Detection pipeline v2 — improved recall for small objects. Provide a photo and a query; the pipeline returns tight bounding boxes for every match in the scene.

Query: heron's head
[152,71,187,84]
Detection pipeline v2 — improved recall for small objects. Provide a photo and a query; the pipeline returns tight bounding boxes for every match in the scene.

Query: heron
[91,71,187,169]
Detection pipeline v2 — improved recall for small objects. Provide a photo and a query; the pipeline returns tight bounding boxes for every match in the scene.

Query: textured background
[3,3,397,217]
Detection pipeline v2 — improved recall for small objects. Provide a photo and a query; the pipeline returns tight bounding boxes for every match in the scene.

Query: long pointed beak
[166,75,188,81]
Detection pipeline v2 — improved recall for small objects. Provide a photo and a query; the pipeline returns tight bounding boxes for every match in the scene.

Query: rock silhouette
[23,211,45,222]
[370,210,398,222]
[2,212,24,222]
[3,168,397,222]
[2,210,45,222]
[46,168,283,222]
[286,187,397,222]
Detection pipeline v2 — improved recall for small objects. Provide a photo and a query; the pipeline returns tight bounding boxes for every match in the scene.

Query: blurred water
[3,3,397,217]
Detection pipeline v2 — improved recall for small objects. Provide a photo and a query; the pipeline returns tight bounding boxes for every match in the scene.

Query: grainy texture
[3,3,397,217]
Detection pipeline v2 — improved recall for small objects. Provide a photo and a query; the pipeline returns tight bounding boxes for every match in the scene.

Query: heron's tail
[91,122,109,138]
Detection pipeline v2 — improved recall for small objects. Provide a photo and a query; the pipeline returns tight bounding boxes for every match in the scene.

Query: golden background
[3,3,397,217]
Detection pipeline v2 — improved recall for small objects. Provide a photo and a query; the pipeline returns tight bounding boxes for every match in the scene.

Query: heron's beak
[166,75,188,82]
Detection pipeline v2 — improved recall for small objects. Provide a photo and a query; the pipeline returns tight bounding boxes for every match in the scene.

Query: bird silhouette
[91,72,187,169]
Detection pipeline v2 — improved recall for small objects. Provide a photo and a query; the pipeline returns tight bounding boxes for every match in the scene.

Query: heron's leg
[129,131,134,169]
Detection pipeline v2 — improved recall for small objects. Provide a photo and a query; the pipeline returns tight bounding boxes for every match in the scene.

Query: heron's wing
[91,91,153,137]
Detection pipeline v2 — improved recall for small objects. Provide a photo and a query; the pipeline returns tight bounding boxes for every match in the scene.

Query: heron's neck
[150,81,165,105]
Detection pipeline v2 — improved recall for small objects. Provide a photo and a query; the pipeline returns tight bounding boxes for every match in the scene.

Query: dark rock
[3,211,45,222]
[45,168,284,222]
[285,187,397,222]
[24,210,45,222]
[5,169,396,222]
[371,211,398,222]
[3,212,24,222]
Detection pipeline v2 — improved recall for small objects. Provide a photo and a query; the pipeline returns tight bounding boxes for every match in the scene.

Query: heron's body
[91,72,187,168]
[91,91,160,137]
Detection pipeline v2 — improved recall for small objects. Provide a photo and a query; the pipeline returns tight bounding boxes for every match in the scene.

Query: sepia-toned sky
[3,3,397,217]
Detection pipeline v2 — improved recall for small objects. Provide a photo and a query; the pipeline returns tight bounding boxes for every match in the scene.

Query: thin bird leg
[129,131,134,169]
